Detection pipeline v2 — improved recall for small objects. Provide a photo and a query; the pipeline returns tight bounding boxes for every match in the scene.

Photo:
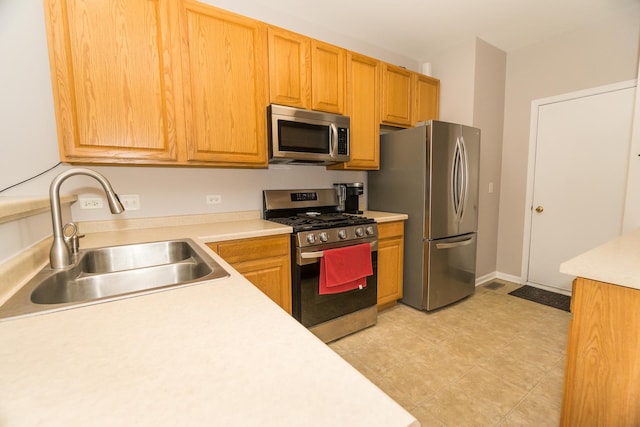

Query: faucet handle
[63,222,85,255]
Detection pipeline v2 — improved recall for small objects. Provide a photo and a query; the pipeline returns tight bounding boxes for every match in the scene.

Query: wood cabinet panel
[207,235,291,314]
[44,0,182,162]
[267,27,311,109]
[328,52,380,170]
[381,63,413,127]
[180,1,268,166]
[376,221,405,308]
[311,40,346,114]
[561,278,640,426]
[414,73,440,123]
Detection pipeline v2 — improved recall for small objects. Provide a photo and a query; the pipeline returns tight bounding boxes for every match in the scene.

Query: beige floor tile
[329,283,570,426]
[455,366,529,416]
[416,384,504,426]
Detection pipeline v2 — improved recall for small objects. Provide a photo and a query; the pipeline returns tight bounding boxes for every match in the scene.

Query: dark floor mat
[508,285,571,312]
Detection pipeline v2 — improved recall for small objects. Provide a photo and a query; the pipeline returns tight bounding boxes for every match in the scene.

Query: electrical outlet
[206,194,222,205]
[119,194,140,211]
[79,198,103,209]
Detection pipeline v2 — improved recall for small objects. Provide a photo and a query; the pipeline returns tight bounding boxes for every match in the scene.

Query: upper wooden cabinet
[267,29,345,115]
[328,52,380,170]
[268,27,311,109]
[43,0,183,163]
[179,1,269,167]
[381,63,413,127]
[414,73,440,123]
[381,62,440,128]
[44,0,437,169]
[310,40,346,114]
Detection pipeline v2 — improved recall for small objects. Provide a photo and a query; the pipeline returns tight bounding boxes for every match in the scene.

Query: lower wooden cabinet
[207,235,292,314]
[376,221,405,309]
[561,277,640,426]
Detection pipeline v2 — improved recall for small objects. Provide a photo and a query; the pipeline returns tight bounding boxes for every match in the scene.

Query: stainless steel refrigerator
[368,120,480,311]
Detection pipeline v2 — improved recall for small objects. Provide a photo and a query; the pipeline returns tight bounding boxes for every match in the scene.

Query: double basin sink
[0,239,230,320]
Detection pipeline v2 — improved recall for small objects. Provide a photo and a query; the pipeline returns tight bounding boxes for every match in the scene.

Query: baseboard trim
[476,271,524,287]
[475,272,496,286]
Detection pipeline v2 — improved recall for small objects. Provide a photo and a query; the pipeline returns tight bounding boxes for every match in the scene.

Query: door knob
[535,206,544,213]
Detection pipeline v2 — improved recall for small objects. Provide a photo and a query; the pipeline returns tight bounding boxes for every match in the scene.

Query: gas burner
[268,213,374,233]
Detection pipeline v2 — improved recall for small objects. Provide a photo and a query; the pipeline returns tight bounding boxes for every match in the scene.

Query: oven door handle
[300,241,378,259]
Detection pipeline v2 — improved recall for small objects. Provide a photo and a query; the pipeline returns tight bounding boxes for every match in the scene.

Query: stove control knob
[338,229,347,239]
[306,234,316,244]
[365,226,375,235]
[319,232,329,242]
[355,227,364,237]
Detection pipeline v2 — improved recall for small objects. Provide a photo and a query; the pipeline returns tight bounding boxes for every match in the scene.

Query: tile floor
[328,280,572,426]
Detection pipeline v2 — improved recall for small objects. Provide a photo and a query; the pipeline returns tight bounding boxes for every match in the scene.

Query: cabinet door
[311,40,346,114]
[328,52,380,171]
[268,27,311,109]
[180,1,268,166]
[376,221,405,308]
[381,63,413,127]
[561,278,640,426]
[208,235,291,314]
[44,0,182,163]
[414,74,440,123]
[233,257,292,314]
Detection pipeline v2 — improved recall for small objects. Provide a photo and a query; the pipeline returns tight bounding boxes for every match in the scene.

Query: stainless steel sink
[0,239,230,320]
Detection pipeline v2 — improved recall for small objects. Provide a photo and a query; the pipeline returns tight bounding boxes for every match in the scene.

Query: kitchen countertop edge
[560,227,640,290]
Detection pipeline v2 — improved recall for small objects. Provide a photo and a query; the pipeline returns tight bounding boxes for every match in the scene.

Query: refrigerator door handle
[459,135,469,221]
[435,238,474,249]
[451,137,463,221]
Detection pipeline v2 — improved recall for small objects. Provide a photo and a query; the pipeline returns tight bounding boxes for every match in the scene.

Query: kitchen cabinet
[414,73,440,123]
[560,277,640,426]
[267,27,311,109]
[179,1,269,167]
[310,40,346,114]
[328,52,380,170]
[267,30,345,115]
[43,0,184,163]
[207,235,292,314]
[376,221,405,309]
[381,63,413,127]
[44,0,268,167]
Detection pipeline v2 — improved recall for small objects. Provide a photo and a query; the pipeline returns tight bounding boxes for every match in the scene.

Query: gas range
[262,188,379,343]
[263,189,377,248]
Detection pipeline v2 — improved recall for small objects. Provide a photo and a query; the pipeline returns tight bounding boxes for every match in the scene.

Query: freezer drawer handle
[300,241,378,259]
[435,238,473,249]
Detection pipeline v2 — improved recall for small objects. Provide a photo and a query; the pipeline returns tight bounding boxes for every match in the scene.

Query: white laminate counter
[0,212,417,426]
[560,228,640,290]
[362,210,409,223]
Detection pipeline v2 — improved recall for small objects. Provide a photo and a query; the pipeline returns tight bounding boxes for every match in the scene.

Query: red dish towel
[319,243,373,295]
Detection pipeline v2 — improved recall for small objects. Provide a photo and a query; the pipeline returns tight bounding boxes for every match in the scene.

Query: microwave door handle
[329,123,338,158]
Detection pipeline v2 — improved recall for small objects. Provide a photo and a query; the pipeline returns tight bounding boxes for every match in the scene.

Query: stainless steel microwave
[268,104,350,165]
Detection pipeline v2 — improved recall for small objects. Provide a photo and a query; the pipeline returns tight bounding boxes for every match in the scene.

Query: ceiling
[258,0,640,62]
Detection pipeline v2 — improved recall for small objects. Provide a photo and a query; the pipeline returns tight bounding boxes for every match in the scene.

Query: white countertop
[560,228,640,290]
[0,210,417,426]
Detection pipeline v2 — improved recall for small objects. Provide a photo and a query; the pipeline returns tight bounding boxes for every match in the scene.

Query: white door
[527,84,635,293]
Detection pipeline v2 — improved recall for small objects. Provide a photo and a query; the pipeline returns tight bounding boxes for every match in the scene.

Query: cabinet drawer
[209,235,289,264]
[377,221,405,239]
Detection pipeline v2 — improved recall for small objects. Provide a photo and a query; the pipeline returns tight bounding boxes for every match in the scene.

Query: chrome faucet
[49,168,125,269]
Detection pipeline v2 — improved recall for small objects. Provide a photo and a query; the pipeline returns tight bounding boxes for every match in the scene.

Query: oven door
[292,243,377,328]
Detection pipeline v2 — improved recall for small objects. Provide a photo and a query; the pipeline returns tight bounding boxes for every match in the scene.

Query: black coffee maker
[334,182,364,214]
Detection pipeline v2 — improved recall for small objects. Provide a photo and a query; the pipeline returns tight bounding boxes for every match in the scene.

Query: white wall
[472,39,506,280]
[0,1,59,192]
[497,7,640,278]
[623,61,640,233]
